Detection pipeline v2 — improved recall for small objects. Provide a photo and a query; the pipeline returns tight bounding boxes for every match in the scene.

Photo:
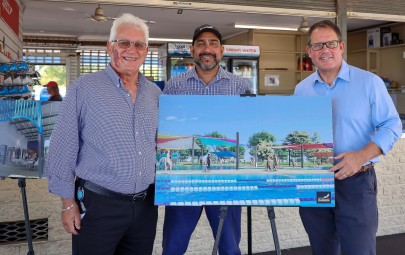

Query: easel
[212,90,282,254]
[246,206,282,255]
[212,206,228,255]
[212,205,282,255]
[9,176,36,255]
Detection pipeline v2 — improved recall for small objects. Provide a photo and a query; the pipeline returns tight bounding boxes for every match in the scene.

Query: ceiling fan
[84,4,156,24]
[88,4,115,22]
[297,16,310,32]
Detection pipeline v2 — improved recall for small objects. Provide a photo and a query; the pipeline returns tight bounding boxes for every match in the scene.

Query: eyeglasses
[111,39,147,51]
[309,40,340,51]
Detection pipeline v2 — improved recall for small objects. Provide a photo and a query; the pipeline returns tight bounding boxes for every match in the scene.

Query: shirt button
[138,151,142,155]
[136,132,139,135]
[139,172,142,176]
[127,93,130,97]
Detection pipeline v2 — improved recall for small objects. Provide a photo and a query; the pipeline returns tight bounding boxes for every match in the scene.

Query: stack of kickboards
[0,61,40,100]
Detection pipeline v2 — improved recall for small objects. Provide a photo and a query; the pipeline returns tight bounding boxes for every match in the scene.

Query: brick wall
[1,138,404,255]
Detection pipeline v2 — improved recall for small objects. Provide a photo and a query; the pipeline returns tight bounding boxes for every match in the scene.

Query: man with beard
[162,24,250,255]
[294,20,401,255]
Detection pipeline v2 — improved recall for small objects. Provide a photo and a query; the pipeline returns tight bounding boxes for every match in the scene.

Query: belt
[359,162,374,172]
[81,179,148,203]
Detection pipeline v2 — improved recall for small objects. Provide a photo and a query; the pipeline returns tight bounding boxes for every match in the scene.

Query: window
[79,50,110,75]
[142,50,161,81]
[22,49,67,99]
[78,49,161,80]
[23,49,63,65]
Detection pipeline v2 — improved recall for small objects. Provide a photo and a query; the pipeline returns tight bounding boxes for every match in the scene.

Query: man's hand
[61,198,81,235]
[329,142,382,180]
[329,151,365,180]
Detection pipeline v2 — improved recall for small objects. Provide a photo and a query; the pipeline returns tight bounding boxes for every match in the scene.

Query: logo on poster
[316,192,331,203]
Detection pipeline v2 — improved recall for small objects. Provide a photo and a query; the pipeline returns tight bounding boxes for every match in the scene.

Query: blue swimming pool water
[158,165,331,171]
[155,171,335,207]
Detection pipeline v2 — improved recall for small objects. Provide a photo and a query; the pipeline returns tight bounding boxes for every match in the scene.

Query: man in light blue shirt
[162,24,250,255]
[294,20,402,255]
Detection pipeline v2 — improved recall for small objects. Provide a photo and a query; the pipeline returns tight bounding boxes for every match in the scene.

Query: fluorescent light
[235,23,298,31]
[149,38,192,43]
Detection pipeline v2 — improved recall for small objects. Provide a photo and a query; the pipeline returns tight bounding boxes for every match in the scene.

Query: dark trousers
[162,205,242,255]
[72,185,158,255]
[300,168,378,255]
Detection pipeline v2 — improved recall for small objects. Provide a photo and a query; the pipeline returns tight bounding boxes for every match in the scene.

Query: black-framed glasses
[111,39,147,50]
[309,40,340,51]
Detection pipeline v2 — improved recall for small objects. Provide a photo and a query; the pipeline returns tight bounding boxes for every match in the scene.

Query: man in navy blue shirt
[162,24,250,255]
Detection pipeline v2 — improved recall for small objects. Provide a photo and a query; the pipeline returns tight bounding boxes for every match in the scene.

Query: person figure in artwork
[165,150,173,172]
[273,154,279,171]
[265,155,272,171]
[204,153,211,172]
[291,157,298,168]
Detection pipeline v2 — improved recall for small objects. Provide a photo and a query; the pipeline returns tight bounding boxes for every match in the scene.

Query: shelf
[350,43,405,53]
[260,68,289,71]
[388,88,404,93]
[348,49,367,53]
[369,43,405,50]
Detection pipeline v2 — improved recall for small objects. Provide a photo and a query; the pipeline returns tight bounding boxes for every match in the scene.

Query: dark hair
[307,20,342,45]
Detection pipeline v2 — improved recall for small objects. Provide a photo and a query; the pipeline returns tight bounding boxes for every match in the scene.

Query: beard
[194,53,220,70]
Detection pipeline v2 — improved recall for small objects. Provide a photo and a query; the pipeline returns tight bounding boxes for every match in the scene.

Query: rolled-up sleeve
[370,76,402,155]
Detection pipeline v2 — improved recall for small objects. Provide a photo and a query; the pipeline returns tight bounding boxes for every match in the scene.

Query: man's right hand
[61,198,81,235]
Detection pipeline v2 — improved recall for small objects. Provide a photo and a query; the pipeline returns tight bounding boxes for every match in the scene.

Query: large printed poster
[0,100,60,179]
[155,95,335,207]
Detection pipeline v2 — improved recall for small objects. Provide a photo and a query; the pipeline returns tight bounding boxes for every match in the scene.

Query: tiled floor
[255,233,405,255]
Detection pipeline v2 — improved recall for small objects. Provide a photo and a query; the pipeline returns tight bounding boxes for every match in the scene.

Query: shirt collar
[105,64,147,88]
[312,60,351,87]
[186,66,231,84]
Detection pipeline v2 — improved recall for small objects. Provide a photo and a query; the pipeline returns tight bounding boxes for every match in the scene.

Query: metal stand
[212,206,228,255]
[267,206,282,255]
[246,207,281,255]
[247,206,252,254]
[18,178,35,255]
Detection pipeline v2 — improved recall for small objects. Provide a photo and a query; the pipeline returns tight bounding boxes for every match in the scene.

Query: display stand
[247,206,253,254]
[240,90,282,255]
[267,206,281,255]
[16,177,35,255]
[212,206,228,254]
[245,206,282,255]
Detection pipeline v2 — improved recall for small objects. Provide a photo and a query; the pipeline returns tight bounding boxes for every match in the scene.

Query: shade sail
[211,151,236,158]
[288,143,334,150]
[266,143,333,150]
[158,136,200,150]
[198,137,237,146]
[157,134,190,144]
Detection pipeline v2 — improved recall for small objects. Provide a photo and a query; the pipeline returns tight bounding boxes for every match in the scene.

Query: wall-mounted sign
[167,43,260,58]
[0,0,19,36]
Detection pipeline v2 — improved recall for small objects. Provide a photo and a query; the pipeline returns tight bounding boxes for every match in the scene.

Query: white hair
[109,13,149,45]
